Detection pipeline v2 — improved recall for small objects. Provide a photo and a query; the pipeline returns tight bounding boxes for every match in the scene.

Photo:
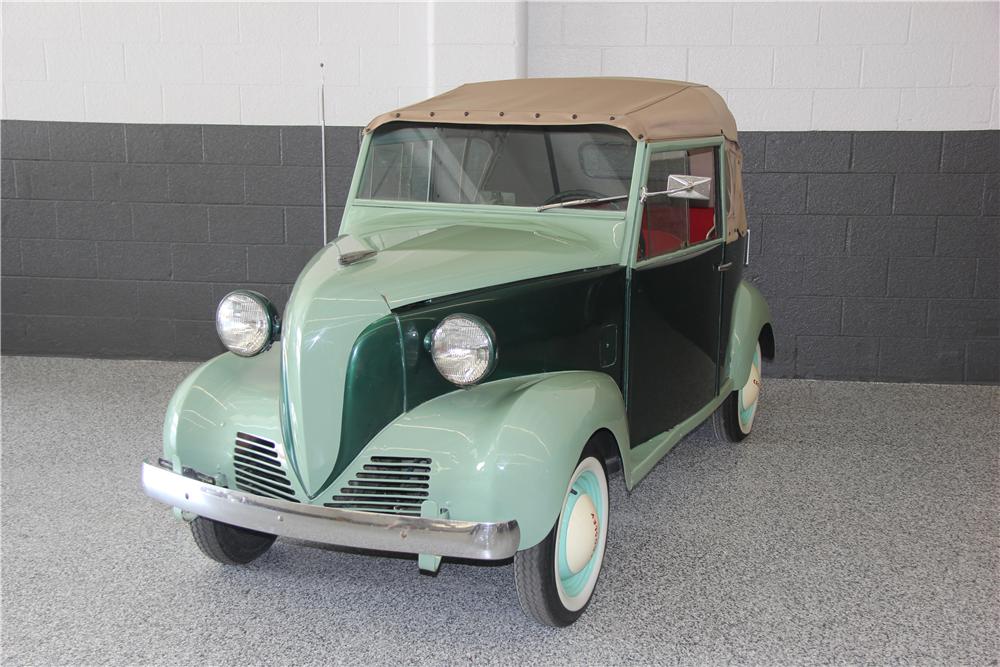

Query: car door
[627,144,726,446]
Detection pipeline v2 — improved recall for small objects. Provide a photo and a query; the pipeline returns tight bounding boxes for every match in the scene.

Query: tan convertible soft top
[366,77,746,242]
[365,77,737,143]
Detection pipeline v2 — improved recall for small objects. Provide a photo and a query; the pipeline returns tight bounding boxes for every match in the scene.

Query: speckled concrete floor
[1,356,997,665]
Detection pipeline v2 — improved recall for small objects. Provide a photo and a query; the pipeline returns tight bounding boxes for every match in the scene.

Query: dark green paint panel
[335,315,405,480]
[628,245,724,444]
[397,266,627,413]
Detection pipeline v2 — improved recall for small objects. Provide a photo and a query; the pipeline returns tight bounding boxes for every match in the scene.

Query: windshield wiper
[536,194,629,212]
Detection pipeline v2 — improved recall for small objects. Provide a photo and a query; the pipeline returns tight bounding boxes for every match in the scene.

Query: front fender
[726,280,772,389]
[163,348,283,477]
[351,371,629,550]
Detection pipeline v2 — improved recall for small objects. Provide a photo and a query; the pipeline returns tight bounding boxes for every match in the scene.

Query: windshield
[357,123,636,210]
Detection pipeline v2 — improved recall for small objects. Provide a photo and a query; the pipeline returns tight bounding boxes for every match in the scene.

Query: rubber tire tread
[190,517,277,565]
[713,390,749,443]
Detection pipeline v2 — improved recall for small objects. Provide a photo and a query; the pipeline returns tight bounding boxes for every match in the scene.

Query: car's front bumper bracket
[141,461,520,561]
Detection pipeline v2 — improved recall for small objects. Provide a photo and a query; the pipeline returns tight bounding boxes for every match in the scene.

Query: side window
[637,147,719,261]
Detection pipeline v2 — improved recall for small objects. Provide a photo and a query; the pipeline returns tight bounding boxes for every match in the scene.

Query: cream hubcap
[742,356,761,409]
[555,456,609,612]
[738,343,762,433]
[564,493,599,574]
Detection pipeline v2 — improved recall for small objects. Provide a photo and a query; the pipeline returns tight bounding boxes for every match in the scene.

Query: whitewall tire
[514,442,609,626]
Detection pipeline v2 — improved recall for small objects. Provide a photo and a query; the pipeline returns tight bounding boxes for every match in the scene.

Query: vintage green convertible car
[142,77,773,627]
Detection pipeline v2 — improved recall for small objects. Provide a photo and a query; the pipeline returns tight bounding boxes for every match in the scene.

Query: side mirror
[641,175,712,202]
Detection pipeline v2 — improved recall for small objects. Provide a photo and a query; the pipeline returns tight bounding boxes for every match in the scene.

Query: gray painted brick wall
[740,130,998,383]
[2,121,998,384]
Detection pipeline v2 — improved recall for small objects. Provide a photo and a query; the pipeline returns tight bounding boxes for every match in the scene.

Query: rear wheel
[514,442,609,627]
[190,517,276,565]
[715,341,762,442]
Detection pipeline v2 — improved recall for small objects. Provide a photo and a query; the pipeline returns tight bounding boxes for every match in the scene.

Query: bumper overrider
[141,461,520,560]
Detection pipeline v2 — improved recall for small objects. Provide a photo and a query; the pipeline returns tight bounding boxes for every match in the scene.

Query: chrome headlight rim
[429,313,498,387]
[215,290,280,358]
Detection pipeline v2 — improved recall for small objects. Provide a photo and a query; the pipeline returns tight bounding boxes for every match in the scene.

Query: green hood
[281,215,622,497]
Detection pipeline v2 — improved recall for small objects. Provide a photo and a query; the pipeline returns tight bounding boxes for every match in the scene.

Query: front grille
[325,456,431,516]
[233,432,299,503]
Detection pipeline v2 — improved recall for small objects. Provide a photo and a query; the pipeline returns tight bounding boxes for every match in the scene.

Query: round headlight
[430,314,497,386]
[215,290,279,357]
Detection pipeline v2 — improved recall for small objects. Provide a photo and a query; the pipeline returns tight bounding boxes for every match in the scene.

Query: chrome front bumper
[140,461,520,560]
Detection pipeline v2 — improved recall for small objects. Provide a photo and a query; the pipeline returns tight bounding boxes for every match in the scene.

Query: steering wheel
[541,189,624,211]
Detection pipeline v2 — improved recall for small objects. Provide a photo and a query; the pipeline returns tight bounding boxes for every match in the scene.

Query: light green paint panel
[339,205,626,309]
[280,247,391,498]
[346,370,630,550]
[163,348,284,480]
[620,379,732,490]
[726,281,772,389]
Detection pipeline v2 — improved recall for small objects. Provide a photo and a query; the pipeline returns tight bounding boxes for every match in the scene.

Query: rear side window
[637,146,719,261]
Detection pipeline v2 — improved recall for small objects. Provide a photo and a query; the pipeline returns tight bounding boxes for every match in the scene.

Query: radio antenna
[319,62,328,245]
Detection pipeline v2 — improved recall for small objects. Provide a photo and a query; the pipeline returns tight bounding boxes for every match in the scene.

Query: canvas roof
[366,77,738,142]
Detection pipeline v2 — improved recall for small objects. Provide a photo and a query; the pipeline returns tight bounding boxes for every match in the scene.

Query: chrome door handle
[716,261,733,272]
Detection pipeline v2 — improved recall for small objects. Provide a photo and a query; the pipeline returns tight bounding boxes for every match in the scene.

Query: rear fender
[353,371,629,550]
[726,280,772,389]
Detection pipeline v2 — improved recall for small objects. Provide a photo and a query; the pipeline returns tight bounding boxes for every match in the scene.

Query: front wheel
[190,517,276,565]
[715,341,763,442]
[514,444,609,627]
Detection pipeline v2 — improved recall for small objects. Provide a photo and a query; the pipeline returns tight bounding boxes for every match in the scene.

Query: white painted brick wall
[773,46,861,89]
[561,3,647,47]
[124,44,203,84]
[647,3,733,46]
[162,84,240,124]
[601,46,687,80]
[818,3,910,44]
[811,88,902,130]
[688,46,774,89]
[80,2,161,42]
[861,45,953,88]
[732,3,820,46]
[84,83,163,123]
[527,1,998,131]
[2,1,997,130]
[47,43,125,83]
[159,3,239,44]
[320,2,399,46]
[203,45,283,85]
